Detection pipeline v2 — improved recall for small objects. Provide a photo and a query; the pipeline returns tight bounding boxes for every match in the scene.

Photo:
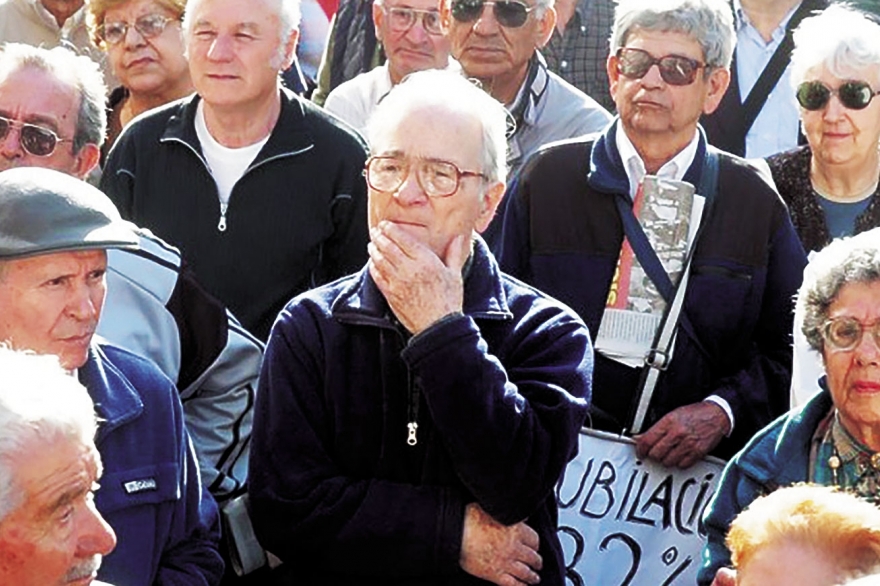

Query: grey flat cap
[0,167,138,259]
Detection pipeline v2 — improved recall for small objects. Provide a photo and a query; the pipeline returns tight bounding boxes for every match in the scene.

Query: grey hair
[609,0,735,69]
[183,0,301,69]
[789,4,880,89]
[0,347,99,525]
[0,43,107,151]
[797,228,880,353]
[366,69,509,185]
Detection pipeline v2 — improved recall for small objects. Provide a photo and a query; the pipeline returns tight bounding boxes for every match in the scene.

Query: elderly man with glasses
[323,0,454,134]
[440,0,611,185]
[497,0,807,467]
[248,69,591,586]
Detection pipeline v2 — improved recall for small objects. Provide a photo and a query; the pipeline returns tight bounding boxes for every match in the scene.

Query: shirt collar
[615,125,700,199]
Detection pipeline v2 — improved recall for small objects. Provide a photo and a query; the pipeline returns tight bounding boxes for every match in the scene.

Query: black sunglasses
[0,115,69,157]
[450,0,536,28]
[615,47,706,86]
[796,80,880,111]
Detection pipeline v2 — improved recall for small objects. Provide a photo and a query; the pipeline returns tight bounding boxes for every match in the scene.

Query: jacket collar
[78,343,144,444]
[509,53,550,135]
[736,383,834,489]
[586,119,707,194]
[160,88,316,168]
[331,236,514,327]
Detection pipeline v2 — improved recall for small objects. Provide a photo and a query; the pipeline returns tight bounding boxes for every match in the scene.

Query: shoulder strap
[628,148,721,434]
[738,0,825,137]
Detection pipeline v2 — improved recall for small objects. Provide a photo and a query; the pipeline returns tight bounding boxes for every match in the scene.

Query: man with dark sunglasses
[498,0,807,467]
[440,0,610,184]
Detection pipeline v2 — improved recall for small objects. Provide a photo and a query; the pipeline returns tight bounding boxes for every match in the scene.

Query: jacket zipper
[218,203,228,232]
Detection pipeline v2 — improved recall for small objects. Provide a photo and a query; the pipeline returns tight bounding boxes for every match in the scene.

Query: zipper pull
[218,203,228,232]
[406,422,418,446]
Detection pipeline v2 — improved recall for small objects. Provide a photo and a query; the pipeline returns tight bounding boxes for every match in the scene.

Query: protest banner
[556,428,725,585]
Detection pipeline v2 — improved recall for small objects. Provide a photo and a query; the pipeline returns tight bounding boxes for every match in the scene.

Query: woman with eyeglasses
[87,0,192,158]
[765,5,880,254]
[699,228,880,586]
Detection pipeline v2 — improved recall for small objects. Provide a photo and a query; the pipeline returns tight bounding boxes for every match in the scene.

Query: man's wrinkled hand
[368,221,470,334]
[633,401,731,469]
[460,503,542,586]
[710,567,736,586]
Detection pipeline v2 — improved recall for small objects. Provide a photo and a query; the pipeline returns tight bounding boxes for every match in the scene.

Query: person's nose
[640,63,665,88]
[76,500,117,558]
[393,166,429,205]
[0,124,23,159]
[206,34,234,61]
[67,282,100,322]
[854,327,880,365]
[824,93,847,121]
[472,3,501,35]
[406,16,430,43]
[122,22,147,48]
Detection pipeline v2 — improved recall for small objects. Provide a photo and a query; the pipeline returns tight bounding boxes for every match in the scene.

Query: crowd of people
[1,0,880,583]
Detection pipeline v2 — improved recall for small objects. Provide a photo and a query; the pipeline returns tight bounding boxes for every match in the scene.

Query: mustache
[64,555,102,582]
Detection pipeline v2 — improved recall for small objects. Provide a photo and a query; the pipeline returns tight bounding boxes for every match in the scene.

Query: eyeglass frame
[614,47,708,87]
[0,115,72,157]
[449,0,537,29]
[796,80,880,111]
[381,5,444,35]
[364,155,488,198]
[821,316,880,352]
[97,13,178,46]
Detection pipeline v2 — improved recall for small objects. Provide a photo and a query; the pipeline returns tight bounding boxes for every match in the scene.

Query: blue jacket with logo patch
[83,343,224,586]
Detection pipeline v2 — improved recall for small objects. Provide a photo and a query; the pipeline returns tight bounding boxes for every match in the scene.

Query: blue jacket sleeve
[155,382,225,586]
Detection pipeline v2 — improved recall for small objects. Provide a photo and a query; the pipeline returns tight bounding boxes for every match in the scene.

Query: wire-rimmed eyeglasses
[382,6,443,35]
[0,115,71,157]
[97,14,177,45]
[822,316,880,352]
[364,155,487,198]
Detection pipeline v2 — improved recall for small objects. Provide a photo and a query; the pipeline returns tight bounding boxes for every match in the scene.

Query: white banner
[556,429,725,586]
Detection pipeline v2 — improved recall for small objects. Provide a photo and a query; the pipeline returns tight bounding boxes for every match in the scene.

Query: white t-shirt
[195,100,270,206]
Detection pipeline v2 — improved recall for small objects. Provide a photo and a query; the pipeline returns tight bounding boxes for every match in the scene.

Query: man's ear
[475,180,506,234]
[373,2,384,41]
[535,5,556,48]
[279,29,300,71]
[72,143,100,180]
[439,0,453,33]
[702,66,730,115]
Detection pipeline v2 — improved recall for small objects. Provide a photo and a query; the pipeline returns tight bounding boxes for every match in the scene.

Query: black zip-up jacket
[101,88,369,340]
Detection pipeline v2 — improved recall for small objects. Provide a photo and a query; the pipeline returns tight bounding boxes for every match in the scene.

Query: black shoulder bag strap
[737,0,825,140]
[611,148,721,434]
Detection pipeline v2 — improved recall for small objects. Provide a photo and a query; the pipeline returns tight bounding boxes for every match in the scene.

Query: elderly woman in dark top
[766,5,880,253]
[88,0,192,157]
[699,228,880,585]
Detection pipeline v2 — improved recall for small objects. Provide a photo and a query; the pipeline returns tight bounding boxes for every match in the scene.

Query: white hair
[0,347,99,524]
[366,69,509,184]
[790,4,880,89]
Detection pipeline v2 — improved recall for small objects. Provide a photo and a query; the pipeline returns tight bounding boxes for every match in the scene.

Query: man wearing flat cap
[0,167,224,586]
